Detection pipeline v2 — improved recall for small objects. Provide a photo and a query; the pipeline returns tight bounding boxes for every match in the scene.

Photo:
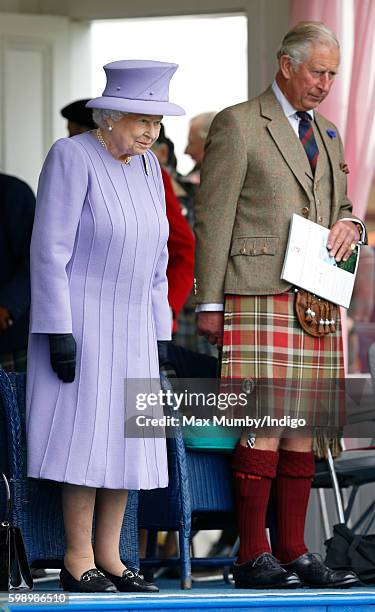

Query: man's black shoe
[233,553,302,589]
[283,553,360,588]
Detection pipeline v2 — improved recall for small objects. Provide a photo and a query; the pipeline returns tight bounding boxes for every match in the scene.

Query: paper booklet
[281,214,360,308]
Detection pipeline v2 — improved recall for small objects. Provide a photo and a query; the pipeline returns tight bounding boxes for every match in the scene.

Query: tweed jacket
[193,87,360,305]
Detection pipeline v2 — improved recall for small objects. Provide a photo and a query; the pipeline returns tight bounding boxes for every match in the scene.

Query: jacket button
[302,206,309,217]
[261,246,268,254]
[318,215,323,222]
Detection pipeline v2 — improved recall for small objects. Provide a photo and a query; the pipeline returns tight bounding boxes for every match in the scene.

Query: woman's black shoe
[96,565,159,593]
[60,566,118,593]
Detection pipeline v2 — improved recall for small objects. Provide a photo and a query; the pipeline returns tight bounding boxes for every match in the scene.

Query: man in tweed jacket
[194,22,365,589]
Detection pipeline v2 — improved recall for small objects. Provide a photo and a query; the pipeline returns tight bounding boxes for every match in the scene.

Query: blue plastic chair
[138,373,236,589]
[0,368,139,570]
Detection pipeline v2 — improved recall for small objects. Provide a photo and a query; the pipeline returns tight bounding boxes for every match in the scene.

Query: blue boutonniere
[326,129,336,139]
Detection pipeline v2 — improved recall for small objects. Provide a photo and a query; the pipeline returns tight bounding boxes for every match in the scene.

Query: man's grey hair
[277,21,340,68]
[92,108,128,128]
[191,112,217,140]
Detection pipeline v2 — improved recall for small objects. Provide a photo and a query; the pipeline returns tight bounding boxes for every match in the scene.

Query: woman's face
[108,113,162,157]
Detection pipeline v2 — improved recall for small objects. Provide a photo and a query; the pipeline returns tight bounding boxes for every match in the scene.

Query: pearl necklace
[95,128,131,164]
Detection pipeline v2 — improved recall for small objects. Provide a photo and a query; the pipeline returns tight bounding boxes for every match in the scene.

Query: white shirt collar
[271,80,314,121]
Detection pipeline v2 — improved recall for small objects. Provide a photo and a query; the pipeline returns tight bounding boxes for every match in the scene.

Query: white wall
[0,0,290,99]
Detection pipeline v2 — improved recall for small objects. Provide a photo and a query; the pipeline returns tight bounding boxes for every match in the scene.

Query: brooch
[339,162,350,174]
[326,129,336,139]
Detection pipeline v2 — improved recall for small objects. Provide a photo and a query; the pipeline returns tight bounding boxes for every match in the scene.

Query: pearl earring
[108,125,113,132]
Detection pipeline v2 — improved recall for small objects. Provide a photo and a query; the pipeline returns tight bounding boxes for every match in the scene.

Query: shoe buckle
[82,569,104,582]
[125,569,135,578]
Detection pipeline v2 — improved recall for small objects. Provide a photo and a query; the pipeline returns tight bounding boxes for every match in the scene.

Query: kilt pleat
[220,293,345,429]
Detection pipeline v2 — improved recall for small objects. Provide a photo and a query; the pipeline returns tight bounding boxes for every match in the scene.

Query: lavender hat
[86,59,185,116]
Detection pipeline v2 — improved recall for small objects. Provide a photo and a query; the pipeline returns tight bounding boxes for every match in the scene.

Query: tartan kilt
[220,293,345,432]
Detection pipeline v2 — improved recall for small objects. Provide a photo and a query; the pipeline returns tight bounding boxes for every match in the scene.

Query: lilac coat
[26,132,170,489]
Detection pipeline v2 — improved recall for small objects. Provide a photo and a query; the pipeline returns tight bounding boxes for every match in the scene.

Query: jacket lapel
[259,88,313,199]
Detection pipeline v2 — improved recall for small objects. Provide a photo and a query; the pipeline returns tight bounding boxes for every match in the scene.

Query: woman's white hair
[277,21,340,68]
[92,108,128,128]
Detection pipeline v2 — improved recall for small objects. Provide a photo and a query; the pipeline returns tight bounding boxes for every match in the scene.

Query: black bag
[0,473,33,591]
[325,523,375,584]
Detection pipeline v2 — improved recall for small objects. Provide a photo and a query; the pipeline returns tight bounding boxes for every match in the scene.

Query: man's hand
[0,306,13,333]
[327,220,360,262]
[196,311,224,347]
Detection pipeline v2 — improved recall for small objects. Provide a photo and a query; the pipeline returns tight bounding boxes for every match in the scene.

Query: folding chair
[313,342,375,537]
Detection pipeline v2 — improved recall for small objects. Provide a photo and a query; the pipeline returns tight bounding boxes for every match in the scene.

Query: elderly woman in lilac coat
[26,60,184,593]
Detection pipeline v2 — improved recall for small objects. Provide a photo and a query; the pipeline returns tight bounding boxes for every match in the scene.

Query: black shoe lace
[304,552,325,565]
[301,552,332,578]
[253,553,281,570]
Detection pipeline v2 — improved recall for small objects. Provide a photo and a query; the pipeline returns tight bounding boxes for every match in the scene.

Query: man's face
[184,120,205,164]
[281,43,340,111]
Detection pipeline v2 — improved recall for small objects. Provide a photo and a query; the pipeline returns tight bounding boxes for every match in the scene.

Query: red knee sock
[273,449,315,563]
[232,444,279,564]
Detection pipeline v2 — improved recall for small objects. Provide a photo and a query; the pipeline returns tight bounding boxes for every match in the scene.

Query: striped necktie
[296,111,319,174]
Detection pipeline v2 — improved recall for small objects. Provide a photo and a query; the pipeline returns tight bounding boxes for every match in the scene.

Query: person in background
[0,173,35,372]
[61,99,96,137]
[181,112,216,191]
[161,166,194,333]
[172,113,218,357]
[152,124,191,218]
[152,126,194,332]
[194,22,365,589]
[152,123,178,176]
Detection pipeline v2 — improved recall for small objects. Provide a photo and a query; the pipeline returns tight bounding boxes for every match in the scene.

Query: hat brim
[86,96,185,116]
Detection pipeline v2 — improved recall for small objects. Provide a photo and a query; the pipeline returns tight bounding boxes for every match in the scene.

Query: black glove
[157,340,172,370]
[48,333,76,383]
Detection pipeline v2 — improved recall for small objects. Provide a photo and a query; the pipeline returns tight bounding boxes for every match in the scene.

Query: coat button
[318,215,323,222]
[261,246,268,254]
[301,206,309,217]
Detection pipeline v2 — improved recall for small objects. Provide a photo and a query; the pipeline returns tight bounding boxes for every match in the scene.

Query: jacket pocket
[230,236,279,257]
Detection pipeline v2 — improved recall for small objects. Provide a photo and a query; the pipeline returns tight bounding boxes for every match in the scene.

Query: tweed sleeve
[193,108,247,304]
[30,138,88,333]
